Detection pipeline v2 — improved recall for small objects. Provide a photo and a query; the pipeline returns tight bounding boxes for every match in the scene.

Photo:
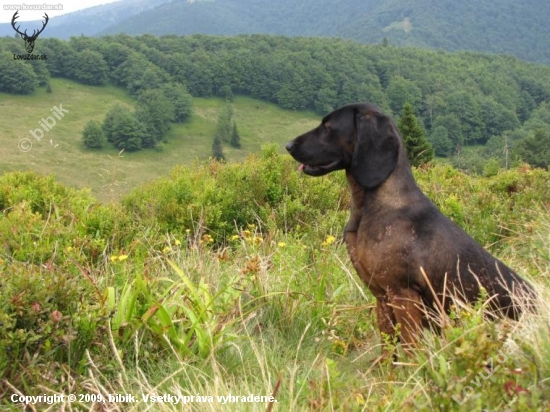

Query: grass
[1,158,549,410]
[64,224,550,411]
[0,79,318,202]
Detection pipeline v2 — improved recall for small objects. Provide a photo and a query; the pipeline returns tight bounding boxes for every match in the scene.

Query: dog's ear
[351,110,400,189]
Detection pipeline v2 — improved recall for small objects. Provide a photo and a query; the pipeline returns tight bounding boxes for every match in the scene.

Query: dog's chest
[344,217,412,294]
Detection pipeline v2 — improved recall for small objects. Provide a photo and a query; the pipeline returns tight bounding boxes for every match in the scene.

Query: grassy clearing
[10,219,547,411]
[0,80,318,201]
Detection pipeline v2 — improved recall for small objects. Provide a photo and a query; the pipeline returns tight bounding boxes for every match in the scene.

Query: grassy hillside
[0,153,549,410]
[0,78,318,201]
[4,34,550,175]
[0,0,173,38]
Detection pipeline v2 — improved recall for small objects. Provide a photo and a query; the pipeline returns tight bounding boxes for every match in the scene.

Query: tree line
[0,34,549,167]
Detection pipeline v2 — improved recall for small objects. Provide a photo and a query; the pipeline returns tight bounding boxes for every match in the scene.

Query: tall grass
[0,151,548,410]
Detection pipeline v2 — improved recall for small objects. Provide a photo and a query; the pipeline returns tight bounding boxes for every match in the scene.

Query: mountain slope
[98,0,380,37]
[98,0,550,65]
[0,0,172,38]
[340,0,550,64]
[1,0,549,64]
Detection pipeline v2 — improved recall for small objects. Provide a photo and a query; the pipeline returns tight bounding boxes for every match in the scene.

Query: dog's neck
[344,154,421,233]
[376,154,421,207]
[344,171,366,234]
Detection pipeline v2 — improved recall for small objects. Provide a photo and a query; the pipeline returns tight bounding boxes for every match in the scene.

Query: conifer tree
[82,120,105,149]
[397,102,434,166]
[230,121,241,148]
[215,103,233,142]
[212,136,225,161]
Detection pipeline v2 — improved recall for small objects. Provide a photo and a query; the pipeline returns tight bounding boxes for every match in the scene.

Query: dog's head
[286,103,401,189]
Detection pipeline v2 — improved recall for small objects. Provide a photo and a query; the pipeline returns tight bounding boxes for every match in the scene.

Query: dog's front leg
[388,288,425,350]
[343,230,359,269]
[376,297,398,355]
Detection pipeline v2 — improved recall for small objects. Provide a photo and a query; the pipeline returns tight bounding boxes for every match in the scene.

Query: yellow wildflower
[110,254,128,262]
[353,392,366,406]
[332,339,347,355]
[200,234,214,245]
[321,235,337,247]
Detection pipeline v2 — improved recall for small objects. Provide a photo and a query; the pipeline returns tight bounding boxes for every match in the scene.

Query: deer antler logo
[11,11,49,54]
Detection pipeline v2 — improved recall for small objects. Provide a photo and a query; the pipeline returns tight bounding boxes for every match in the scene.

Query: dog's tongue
[298,164,305,172]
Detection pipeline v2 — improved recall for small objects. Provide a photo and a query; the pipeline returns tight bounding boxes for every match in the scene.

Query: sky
[0,0,121,22]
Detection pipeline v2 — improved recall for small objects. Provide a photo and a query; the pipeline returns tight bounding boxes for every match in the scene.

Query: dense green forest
[2,34,550,169]
[96,0,550,65]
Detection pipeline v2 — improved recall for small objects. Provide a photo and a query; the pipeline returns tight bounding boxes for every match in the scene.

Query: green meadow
[0,78,318,201]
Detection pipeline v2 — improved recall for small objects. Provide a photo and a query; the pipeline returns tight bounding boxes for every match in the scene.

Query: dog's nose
[285,141,295,153]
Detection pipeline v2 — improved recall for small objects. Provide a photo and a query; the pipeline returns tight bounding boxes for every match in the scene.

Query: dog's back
[398,196,533,319]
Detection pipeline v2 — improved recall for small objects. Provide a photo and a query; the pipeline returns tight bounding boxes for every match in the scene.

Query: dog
[286,103,534,349]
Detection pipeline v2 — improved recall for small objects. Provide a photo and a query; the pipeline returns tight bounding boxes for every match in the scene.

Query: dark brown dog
[286,103,534,348]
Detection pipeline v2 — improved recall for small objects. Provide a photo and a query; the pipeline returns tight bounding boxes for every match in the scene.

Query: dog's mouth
[298,159,344,176]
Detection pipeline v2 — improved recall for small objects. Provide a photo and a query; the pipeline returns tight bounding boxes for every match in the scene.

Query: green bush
[414,164,550,249]
[0,261,104,385]
[123,144,347,242]
[0,171,136,264]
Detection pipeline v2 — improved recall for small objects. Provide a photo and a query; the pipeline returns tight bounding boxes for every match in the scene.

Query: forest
[2,0,549,65]
[1,34,550,170]
[94,0,550,65]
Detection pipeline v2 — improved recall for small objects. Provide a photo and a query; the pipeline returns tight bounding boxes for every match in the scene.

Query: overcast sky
[0,0,121,22]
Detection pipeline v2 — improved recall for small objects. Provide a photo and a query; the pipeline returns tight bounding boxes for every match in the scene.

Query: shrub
[123,145,347,242]
[82,120,106,149]
[0,261,104,385]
